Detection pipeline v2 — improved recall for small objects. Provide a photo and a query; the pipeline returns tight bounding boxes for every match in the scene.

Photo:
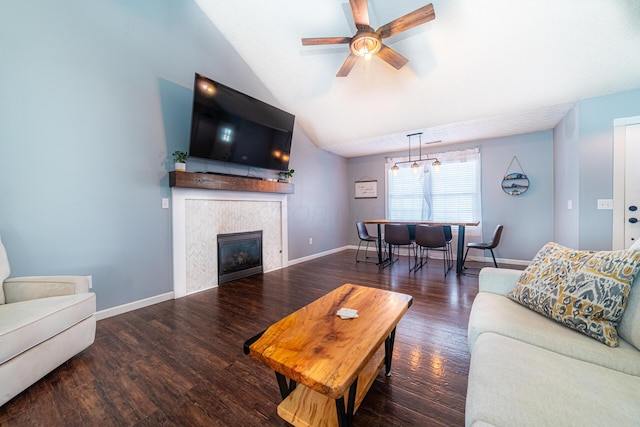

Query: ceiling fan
[302,0,435,77]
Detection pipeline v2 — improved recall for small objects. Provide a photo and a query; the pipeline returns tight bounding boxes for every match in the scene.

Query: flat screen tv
[188,73,295,172]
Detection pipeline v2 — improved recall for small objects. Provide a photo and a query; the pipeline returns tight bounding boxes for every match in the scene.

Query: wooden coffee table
[244,283,413,427]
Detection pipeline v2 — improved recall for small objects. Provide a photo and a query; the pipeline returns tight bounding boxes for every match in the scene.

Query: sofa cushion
[466,332,640,427]
[469,292,640,376]
[0,293,96,364]
[508,242,640,347]
[0,235,9,305]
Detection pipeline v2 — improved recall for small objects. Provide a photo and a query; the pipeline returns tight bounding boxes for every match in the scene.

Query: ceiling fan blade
[337,53,358,77]
[376,44,409,70]
[376,3,435,39]
[302,37,351,46]
[349,0,370,30]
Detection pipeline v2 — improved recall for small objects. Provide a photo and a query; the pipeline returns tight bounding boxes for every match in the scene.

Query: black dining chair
[462,224,504,269]
[414,225,451,277]
[383,224,416,271]
[355,221,378,263]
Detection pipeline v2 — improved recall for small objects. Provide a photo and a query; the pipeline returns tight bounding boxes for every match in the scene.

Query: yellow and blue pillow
[508,242,640,347]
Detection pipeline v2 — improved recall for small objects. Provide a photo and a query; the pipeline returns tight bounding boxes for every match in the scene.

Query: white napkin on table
[336,307,359,319]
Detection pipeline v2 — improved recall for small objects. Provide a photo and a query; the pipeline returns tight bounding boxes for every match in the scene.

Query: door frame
[612,115,640,249]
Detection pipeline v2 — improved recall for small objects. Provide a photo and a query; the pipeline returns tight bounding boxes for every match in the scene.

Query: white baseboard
[95,292,174,321]
[288,246,351,266]
[464,255,530,266]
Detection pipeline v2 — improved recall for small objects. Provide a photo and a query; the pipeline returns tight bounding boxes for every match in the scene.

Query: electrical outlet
[162,198,169,209]
[597,199,613,210]
[309,237,313,245]
[567,200,572,210]
[86,275,92,289]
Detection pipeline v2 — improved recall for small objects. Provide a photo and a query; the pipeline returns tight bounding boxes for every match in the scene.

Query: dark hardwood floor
[0,251,513,426]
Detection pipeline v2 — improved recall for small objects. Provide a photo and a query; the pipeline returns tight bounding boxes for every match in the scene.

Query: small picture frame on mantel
[355,180,377,199]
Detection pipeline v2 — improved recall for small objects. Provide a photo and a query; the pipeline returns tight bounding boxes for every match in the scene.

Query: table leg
[384,327,397,376]
[335,377,358,427]
[456,225,466,274]
[275,372,296,399]
[376,224,383,265]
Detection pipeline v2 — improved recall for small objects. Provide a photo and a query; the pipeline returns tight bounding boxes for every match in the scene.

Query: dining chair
[462,224,504,269]
[414,225,451,277]
[383,224,416,271]
[355,221,378,263]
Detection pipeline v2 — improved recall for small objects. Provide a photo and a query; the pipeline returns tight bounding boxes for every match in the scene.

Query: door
[624,124,640,248]
[613,117,640,249]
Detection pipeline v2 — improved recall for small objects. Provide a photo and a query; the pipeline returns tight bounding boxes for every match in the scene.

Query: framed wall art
[355,179,377,199]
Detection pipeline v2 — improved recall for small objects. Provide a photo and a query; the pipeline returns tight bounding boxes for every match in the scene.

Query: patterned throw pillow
[508,242,640,347]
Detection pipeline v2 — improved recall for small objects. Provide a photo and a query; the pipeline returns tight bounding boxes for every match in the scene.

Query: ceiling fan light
[350,32,382,58]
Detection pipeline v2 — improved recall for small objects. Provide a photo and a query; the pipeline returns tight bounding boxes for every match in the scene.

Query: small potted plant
[172,151,188,172]
[284,169,294,183]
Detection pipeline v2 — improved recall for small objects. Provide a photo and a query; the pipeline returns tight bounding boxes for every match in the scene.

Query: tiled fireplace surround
[171,187,288,298]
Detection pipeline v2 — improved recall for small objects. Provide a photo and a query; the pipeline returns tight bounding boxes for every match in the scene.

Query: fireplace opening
[217,230,263,285]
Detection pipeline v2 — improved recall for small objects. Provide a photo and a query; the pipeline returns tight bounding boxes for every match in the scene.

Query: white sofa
[0,237,96,406]
[466,243,640,426]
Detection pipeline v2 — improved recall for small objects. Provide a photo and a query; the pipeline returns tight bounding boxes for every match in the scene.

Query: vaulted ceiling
[195,0,640,157]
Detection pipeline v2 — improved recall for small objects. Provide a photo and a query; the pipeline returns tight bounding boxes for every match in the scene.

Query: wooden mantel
[169,171,294,194]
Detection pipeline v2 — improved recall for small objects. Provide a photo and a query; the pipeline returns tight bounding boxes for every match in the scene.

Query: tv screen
[188,73,295,172]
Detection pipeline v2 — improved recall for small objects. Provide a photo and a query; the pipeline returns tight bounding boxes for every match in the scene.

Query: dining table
[364,219,481,274]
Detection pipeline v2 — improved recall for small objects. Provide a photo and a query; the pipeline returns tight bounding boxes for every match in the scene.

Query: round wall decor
[502,156,529,196]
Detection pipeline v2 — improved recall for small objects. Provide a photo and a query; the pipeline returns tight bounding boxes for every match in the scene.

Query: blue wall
[0,0,348,311]
[577,88,640,250]
[553,105,580,248]
[553,88,640,251]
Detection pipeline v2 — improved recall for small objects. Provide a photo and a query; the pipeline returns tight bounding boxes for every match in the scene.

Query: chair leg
[443,253,447,277]
[490,249,498,268]
[409,244,414,271]
[357,240,379,264]
[462,247,471,269]
[410,244,417,272]
[444,247,451,277]
[382,244,397,269]
[364,241,372,259]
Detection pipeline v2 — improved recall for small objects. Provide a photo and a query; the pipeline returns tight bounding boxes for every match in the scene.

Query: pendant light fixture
[390,133,441,175]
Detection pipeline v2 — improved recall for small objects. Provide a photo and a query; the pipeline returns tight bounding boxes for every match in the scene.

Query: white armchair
[3,275,90,303]
[0,235,96,407]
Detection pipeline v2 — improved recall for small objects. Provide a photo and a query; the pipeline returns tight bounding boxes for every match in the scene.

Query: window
[386,147,482,231]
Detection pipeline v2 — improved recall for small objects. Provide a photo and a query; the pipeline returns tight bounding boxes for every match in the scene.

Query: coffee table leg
[275,372,296,399]
[335,377,358,427]
[384,328,397,377]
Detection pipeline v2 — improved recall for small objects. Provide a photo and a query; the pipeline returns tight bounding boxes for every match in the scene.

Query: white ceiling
[195,0,640,158]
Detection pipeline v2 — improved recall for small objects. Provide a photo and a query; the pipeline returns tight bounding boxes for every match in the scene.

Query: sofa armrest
[478,267,523,296]
[2,275,90,303]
